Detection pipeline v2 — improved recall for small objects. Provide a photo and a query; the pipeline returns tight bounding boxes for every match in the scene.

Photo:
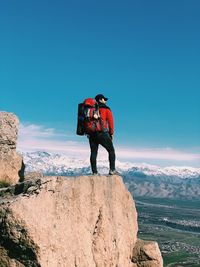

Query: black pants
[89,131,116,173]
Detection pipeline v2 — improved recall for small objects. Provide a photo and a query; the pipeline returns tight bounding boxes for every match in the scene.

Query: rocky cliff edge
[0,175,163,267]
[0,112,163,267]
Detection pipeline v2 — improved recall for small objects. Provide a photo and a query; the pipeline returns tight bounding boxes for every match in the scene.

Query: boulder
[131,239,163,267]
[0,112,24,185]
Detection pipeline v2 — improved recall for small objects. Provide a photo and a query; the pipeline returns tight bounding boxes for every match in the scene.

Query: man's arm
[107,109,114,136]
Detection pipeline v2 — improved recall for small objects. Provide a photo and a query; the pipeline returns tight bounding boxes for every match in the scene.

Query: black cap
[95,94,108,102]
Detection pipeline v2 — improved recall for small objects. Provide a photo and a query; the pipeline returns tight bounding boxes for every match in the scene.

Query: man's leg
[97,132,116,171]
[89,134,99,174]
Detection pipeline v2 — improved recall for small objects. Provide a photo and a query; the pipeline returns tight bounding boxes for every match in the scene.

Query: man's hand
[110,134,114,141]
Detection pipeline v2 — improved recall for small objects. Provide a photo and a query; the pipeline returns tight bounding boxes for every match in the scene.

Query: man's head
[95,94,108,104]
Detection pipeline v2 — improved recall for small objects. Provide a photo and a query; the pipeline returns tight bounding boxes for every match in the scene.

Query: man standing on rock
[88,94,118,175]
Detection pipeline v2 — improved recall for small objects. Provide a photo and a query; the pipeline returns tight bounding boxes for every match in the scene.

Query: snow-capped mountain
[21,151,200,179]
[19,151,200,199]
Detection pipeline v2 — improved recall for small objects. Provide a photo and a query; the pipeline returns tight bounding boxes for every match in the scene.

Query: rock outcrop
[0,175,163,267]
[0,112,163,266]
[132,239,163,267]
[0,112,24,185]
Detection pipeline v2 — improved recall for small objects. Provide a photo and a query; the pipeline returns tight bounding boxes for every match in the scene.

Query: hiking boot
[92,172,100,176]
[108,170,120,175]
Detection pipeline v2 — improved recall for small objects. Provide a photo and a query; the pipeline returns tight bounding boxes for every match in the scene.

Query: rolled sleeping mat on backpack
[76,103,85,135]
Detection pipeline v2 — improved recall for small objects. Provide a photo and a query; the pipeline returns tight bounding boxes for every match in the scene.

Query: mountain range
[21,151,200,200]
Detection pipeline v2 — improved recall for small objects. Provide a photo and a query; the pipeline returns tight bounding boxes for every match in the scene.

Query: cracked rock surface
[0,175,163,267]
[0,175,139,267]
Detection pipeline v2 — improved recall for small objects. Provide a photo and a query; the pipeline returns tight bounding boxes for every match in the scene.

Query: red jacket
[99,104,114,135]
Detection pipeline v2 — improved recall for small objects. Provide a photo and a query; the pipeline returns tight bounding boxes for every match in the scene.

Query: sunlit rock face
[0,112,24,185]
[0,175,163,267]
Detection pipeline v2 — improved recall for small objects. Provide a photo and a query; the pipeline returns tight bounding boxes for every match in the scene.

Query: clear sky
[0,0,199,166]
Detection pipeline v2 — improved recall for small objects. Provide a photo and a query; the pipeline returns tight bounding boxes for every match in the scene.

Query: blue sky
[0,0,199,166]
